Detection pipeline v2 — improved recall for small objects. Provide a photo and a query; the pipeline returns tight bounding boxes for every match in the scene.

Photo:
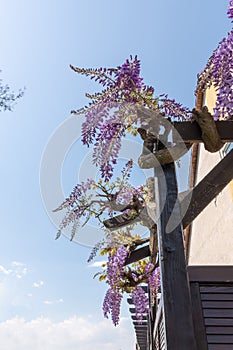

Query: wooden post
[154,162,197,350]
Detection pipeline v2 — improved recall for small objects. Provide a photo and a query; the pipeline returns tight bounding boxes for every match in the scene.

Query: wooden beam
[125,245,150,266]
[188,265,233,283]
[103,211,140,230]
[154,162,197,350]
[126,149,233,265]
[173,120,233,143]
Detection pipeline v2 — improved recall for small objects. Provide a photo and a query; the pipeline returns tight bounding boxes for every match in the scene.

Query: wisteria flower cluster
[131,286,149,323]
[71,55,192,180]
[196,0,233,120]
[55,0,233,329]
[103,245,129,325]
[54,160,147,241]
[227,0,233,20]
[100,250,161,325]
[146,263,161,306]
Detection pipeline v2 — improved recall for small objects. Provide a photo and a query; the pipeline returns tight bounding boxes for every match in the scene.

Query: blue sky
[0,0,230,349]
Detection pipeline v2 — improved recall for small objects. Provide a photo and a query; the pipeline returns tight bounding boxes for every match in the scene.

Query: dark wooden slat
[103,211,140,230]
[209,345,233,350]
[202,301,233,308]
[135,325,148,328]
[182,149,233,228]
[154,162,197,350]
[134,327,147,334]
[137,344,146,349]
[134,327,147,330]
[206,326,233,335]
[201,294,233,301]
[204,318,233,326]
[203,309,233,318]
[188,266,233,283]
[173,120,233,143]
[207,334,233,343]
[141,285,148,293]
[190,283,208,350]
[135,330,147,334]
[200,286,233,294]
[130,308,148,314]
[133,322,147,326]
[125,245,150,266]
[132,315,147,321]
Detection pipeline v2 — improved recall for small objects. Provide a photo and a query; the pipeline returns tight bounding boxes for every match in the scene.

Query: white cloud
[0,262,28,279]
[0,265,12,275]
[88,261,107,268]
[11,261,24,267]
[33,281,44,288]
[0,316,134,350]
[11,261,29,279]
[43,298,63,305]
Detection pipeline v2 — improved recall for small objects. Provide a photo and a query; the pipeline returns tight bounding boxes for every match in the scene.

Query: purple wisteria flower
[212,30,233,120]
[102,288,123,326]
[227,0,233,20]
[87,240,105,263]
[106,245,129,287]
[196,1,233,120]
[102,246,129,325]
[71,55,192,180]
[146,263,160,306]
[116,186,136,205]
[146,264,160,290]
[131,286,149,323]
[160,95,192,121]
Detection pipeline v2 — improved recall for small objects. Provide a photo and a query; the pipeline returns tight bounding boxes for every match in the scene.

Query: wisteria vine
[54,159,148,241]
[71,55,192,180]
[196,0,233,120]
[54,1,233,327]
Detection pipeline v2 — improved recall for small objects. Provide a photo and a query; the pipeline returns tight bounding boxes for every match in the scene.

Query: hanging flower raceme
[103,245,129,325]
[131,286,149,323]
[106,245,129,288]
[103,288,123,326]
[146,263,160,306]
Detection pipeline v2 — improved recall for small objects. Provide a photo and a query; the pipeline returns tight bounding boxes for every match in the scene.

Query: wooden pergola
[104,117,233,350]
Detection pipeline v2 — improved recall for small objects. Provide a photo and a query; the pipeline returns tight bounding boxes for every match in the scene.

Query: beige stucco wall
[188,86,233,265]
